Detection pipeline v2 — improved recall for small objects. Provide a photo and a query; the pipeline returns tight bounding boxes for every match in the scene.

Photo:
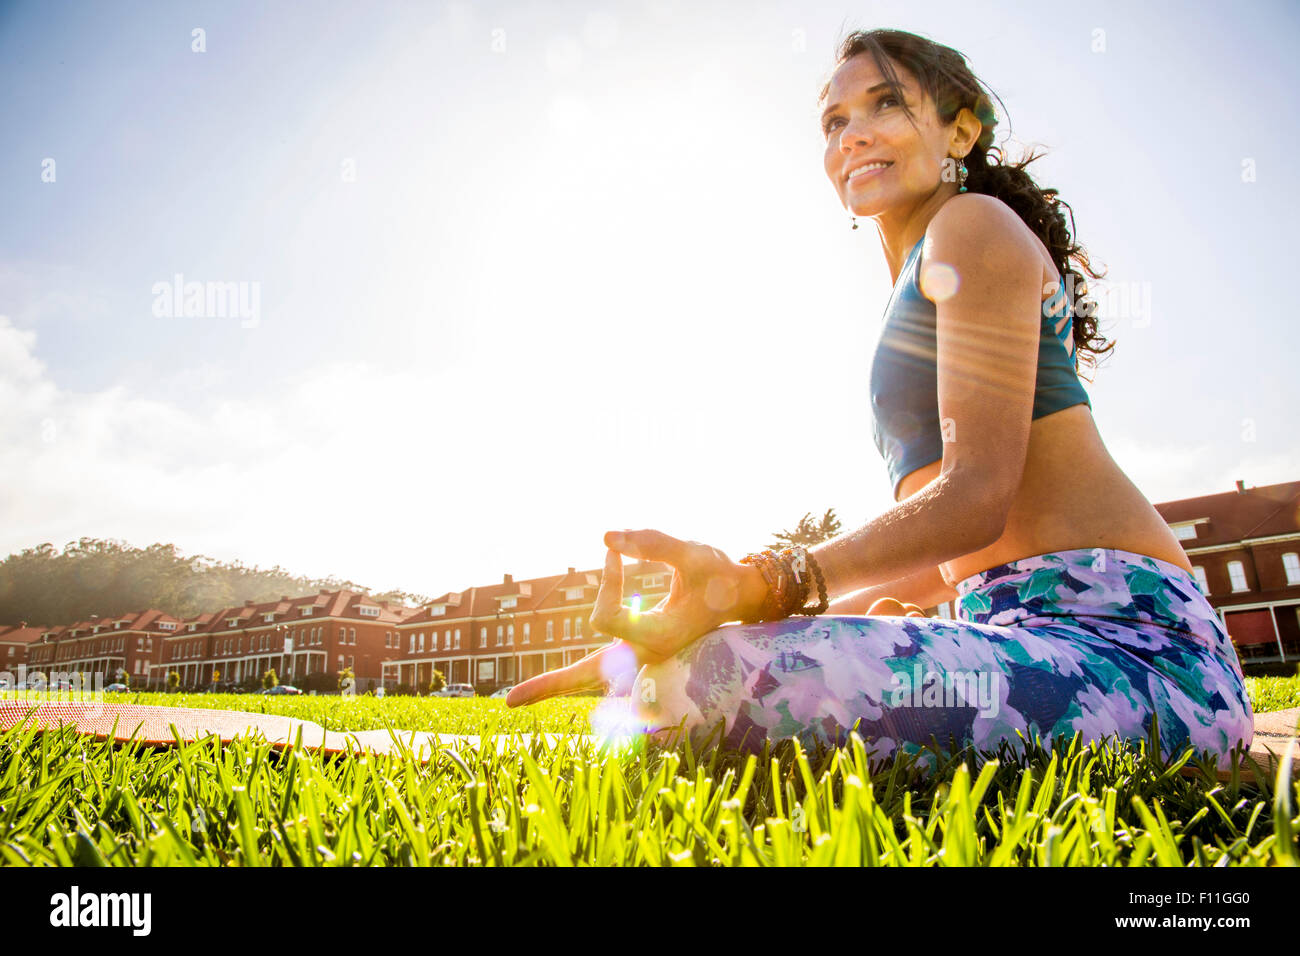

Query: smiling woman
[507,28,1254,774]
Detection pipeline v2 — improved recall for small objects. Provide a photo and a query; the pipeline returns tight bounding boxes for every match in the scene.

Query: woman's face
[821,54,957,221]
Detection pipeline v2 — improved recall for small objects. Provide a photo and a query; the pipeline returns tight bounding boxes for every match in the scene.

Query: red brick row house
[1153,478,1300,668]
[0,622,43,677]
[384,561,672,692]
[152,591,409,692]
[23,610,181,688]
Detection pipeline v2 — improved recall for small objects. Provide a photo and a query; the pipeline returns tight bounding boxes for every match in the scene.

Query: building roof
[1154,479,1300,548]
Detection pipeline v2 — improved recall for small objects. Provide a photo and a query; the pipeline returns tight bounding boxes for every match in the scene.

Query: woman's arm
[827,563,957,615]
[804,196,1043,602]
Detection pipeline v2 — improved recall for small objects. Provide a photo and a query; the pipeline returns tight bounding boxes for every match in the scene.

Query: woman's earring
[850,215,859,230]
[956,155,969,193]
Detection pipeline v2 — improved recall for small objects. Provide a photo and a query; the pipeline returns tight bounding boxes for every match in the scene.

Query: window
[523,623,530,644]
[302,606,313,616]
[496,625,503,646]
[349,628,356,645]
[359,606,380,617]
[454,629,461,650]
[574,617,582,639]
[1172,523,1199,541]
[1192,565,1209,595]
[443,631,450,651]
[565,587,583,601]
[507,624,514,646]
[418,632,425,652]
[479,627,487,648]
[263,613,275,623]
[546,621,553,642]
[642,574,664,589]
[339,627,346,642]
[409,634,416,653]
[500,597,516,610]
[1284,552,1300,586]
[1227,560,1249,592]
[563,619,571,640]
[429,605,445,616]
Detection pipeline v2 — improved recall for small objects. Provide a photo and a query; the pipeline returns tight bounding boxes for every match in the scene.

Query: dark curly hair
[821,29,1114,377]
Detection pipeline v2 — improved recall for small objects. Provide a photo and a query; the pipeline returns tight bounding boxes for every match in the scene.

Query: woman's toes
[867,597,907,616]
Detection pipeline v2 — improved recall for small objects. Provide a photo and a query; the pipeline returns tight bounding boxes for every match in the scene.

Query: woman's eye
[879,95,900,109]
[823,117,846,135]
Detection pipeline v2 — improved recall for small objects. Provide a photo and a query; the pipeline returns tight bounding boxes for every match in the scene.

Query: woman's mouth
[846,161,892,186]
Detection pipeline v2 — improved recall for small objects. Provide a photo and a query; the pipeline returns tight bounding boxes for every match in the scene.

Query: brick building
[385,561,672,692]
[153,591,410,692]
[24,610,181,687]
[0,622,43,676]
[1153,478,1300,667]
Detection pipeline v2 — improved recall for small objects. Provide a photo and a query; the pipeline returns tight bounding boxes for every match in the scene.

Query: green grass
[0,681,1295,866]
[1245,674,1300,714]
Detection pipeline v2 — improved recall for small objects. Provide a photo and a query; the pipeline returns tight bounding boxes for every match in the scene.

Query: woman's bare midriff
[896,245,1195,590]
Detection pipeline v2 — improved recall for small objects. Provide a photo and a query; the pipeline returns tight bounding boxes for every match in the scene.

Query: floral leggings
[633,549,1254,770]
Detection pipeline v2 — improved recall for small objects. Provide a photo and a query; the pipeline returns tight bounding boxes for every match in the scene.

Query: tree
[167,671,180,691]
[429,669,446,694]
[262,668,278,690]
[769,508,843,551]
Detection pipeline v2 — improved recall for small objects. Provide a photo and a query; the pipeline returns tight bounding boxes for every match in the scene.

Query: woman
[507,29,1254,770]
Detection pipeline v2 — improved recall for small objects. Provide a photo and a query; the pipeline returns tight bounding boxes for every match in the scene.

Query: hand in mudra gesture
[505,529,768,708]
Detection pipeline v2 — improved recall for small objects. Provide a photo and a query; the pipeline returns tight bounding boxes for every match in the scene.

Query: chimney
[503,573,513,585]
[319,588,330,596]
[567,567,576,575]
[1235,479,1246,494]
[244,600,255,607]
[281,595,290,602]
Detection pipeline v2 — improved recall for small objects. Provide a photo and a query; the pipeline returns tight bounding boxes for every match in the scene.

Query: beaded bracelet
[739,546,829,620]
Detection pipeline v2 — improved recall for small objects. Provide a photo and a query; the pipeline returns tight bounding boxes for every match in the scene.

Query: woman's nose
[840,119,873,153]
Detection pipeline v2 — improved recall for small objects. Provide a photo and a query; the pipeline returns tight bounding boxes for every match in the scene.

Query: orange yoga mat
[0,700,1295,783]
[0,700,595,757]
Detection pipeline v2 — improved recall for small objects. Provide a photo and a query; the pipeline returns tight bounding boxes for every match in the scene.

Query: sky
[2,0,1298,599]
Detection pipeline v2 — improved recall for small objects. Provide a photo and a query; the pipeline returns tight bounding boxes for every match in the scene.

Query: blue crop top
[868,236,1092,498]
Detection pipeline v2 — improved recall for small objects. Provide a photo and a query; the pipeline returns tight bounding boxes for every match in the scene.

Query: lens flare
[629,592,641,622]
[919,261,959,302]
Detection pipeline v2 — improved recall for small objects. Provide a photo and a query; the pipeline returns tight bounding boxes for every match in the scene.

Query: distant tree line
[0,538,429,627]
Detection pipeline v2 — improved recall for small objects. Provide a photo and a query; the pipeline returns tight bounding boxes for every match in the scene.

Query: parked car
[262,684,302,695]
[104,683,130,693]
[488,685,514,699]
[435,683,476,698]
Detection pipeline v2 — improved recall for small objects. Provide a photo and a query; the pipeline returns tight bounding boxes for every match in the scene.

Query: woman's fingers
[505,647,610,707]
[604,528,693,568]
[589,547,672,650]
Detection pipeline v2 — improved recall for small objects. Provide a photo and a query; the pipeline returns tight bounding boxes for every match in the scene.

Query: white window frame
[1227,560,1249,593]
[1192,565,1210,595]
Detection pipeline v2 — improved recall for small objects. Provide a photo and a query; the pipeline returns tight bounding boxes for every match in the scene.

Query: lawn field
[0,678,1296,866]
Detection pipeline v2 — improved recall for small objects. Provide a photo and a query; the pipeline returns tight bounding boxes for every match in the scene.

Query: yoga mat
[0,701,1295,783]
